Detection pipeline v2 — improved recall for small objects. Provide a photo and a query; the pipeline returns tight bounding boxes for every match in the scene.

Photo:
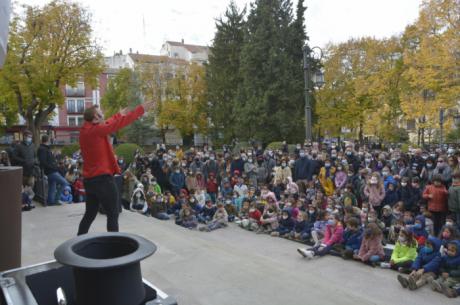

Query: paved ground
[22,204,457,305]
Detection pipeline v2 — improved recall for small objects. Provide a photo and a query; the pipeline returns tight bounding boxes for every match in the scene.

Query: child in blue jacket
[59,186,73,204]
[330,217,362,259]
[397,236,441,290]
[271,210,295,237]
[430,240,460,298]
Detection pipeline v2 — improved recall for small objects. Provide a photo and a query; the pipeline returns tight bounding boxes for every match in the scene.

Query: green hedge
[266,142,296,152]
[114,143,143,164]
[61,144,80,157]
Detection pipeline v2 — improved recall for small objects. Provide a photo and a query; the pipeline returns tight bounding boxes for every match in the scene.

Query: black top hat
[55,232,156,305]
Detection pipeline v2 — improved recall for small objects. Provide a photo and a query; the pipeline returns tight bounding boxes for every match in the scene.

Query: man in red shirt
[77,102,155,235]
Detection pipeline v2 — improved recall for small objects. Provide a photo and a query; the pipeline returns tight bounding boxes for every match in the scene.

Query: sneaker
[430,279,443,293]
[441,283,458,298]
[271,231,280,237]
[407,276,417,290]
[380,262,391,269]
[297,248,314,258]
[397,275,409,289]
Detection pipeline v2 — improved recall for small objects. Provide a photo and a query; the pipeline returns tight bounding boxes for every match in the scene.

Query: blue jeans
[47,172,69,205]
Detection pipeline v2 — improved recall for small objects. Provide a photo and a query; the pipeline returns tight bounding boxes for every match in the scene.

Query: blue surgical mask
[25,137,32,144]
[413,223,422,230]
[423,246,433,254]
[327,219,336,226]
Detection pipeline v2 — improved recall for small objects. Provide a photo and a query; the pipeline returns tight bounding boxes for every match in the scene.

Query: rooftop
[165,41,210,54]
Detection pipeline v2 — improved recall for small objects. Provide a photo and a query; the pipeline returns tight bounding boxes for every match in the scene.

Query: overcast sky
[23,0,423,56]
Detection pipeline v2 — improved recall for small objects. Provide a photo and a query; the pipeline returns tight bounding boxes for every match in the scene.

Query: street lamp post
[303,45,324,143]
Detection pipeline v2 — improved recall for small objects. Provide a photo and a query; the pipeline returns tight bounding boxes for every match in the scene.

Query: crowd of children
[119,142,460,298]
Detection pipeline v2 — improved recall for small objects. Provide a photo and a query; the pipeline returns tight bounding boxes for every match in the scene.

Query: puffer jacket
[411,236,441,273]
[448,182,460,213]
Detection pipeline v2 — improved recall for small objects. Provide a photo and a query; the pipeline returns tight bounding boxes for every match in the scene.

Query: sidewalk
[22,204,457,305]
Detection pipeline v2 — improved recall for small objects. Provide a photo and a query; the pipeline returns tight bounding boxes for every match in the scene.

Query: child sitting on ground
[271,210,295,237]
[241,202,262,231]
[59,185,73,204]
[198,199,216,223]
[310,210,328,246]
[176,205,198,229]
[354,223,385,265]
[130,183,148,215]
[291,211,312,242]
[297,214,343,259]
[199,202,228,232]
[330,217,363,259]
[430,240,460,298]
[150,195,170,220]
[382,228,418,273]
[411,215,428,247]
[397,236,441,290]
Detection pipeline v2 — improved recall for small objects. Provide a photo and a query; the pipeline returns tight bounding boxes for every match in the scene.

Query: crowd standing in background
[3,136,460,298]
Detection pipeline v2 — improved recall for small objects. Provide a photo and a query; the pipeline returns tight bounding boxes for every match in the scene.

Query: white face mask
[370,178,378,184]
[136,192,142,198]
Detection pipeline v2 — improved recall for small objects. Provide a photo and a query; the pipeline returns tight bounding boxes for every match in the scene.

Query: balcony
[65,82,85,97]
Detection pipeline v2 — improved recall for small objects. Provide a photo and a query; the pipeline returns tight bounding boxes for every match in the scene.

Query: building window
[67,99,85,113]
[67,99,75,113]
[68,115,84,127]
[65,81,85,97]
[407,119,416,131]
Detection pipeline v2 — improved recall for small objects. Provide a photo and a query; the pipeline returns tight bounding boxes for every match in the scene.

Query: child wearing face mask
[382,229,418,272]
[318,159,336,196]
[410,215,428,247]
[297,214,343,259]
[355,223,385,265]
[397,236,441,290]
[423,174,449,236]
[363,172,385,217]
[330,217,363,259]
[309,210,329,246]
[199,202,228,232]
[439,226,459,254]
[430,240,460,298]
[271,210,295,237]
[291,211,313,241]
[382,181,399,207]
[334,164,348,190]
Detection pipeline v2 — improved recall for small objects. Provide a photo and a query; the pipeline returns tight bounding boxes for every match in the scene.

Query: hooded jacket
[411,236,441,273]
[432,240,460,278]
[410,215,428,246]
[59,186,73,203]
[358,234,385,261]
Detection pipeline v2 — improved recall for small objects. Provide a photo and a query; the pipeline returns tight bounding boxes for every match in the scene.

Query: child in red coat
[206,173,218,203]
[73,175,86,203]
[423,174,448,235]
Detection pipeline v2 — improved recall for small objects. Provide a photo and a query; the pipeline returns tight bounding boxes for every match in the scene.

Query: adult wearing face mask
[344,147,360,173]
[77,101,155,235]
[293,149,312,194]
[11,130,38,188]
[433,155,453,186]
[202,153,218,182]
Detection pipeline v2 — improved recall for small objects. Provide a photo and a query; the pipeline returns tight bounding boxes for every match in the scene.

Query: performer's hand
[142,100,156,112]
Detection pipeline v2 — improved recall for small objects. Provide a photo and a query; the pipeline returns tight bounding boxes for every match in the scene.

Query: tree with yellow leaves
[158,63,208,141]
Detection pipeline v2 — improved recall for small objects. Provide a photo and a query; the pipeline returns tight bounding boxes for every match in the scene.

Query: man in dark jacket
[37,135,69,205]
[11,130,38,187]
[293,149,312,194]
